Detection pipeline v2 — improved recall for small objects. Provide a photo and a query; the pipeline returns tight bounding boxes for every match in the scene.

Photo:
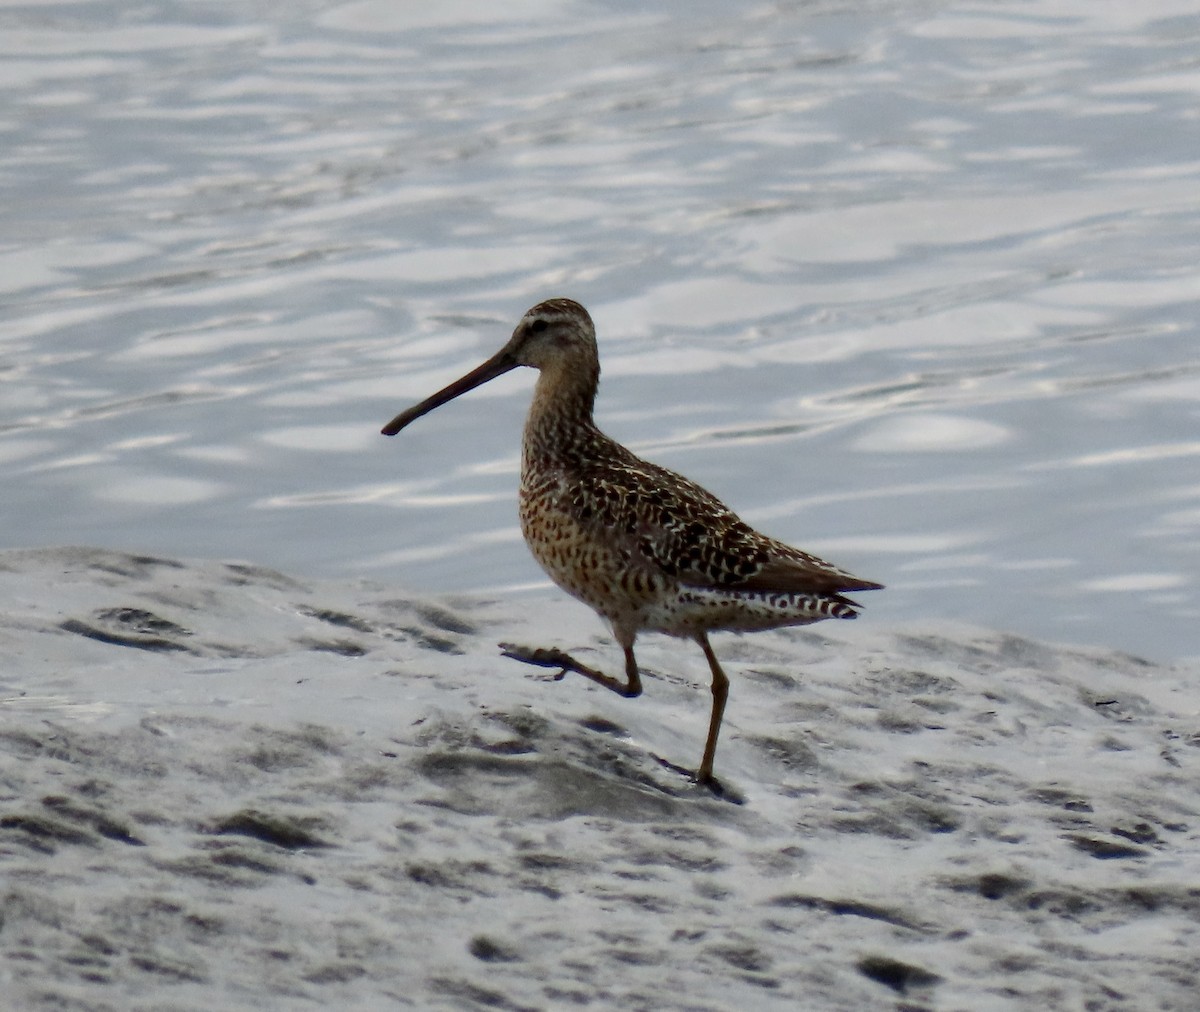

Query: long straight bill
[381,349,518,435]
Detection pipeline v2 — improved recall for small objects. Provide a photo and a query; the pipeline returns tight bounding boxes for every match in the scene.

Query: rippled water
[2,0,1198,661]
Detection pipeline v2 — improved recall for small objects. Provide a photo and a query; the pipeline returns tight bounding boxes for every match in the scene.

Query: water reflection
[0,0,1197,660]
[853,414,1011,452]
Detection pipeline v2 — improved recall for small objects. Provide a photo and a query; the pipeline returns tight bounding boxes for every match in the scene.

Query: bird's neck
[522,357,601,467]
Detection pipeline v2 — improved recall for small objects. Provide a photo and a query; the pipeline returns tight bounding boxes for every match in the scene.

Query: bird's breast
[518,466,668,623]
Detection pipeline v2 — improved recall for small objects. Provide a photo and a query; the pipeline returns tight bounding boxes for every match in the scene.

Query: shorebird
[382,298,881,791]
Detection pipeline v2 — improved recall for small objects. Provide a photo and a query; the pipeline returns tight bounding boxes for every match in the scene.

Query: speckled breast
[518,473,668,627]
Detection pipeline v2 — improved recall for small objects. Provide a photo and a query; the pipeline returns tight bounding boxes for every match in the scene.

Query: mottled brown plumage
[382,298,881,790]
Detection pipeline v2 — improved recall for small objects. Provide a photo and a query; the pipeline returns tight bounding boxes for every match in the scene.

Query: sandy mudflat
[1,547,1197,1010]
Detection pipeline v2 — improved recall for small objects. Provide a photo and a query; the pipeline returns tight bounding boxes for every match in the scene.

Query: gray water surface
[2,0,1198,661]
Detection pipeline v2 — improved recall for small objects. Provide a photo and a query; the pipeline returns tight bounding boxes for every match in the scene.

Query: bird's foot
[651,754,743,804]
[697,772,740,803]
[499,643,573,680]
[499,643,638,697]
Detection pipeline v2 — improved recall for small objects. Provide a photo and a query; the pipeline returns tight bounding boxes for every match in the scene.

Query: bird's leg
[695,633,730,787]
[499,640,642,698]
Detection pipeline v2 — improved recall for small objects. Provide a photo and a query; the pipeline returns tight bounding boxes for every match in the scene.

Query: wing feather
[566,440,882,596]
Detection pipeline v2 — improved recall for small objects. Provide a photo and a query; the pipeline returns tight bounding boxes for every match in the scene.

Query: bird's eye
[530,318,548,333]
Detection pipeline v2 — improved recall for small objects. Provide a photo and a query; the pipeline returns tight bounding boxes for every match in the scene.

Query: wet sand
[1,547,1197,1010]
